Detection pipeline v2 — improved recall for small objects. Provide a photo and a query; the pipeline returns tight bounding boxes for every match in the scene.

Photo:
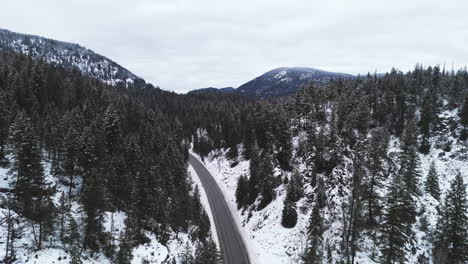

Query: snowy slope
[197,107,468,264]
[0,28,142,86]
[0,154,200,264]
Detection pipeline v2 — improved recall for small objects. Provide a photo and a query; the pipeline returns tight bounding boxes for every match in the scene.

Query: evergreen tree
[281,200,297,228]
[0,92,9,160]
[460,95,468,128]
[399,119,421,195]
[433,172,468,264]
[2,194,21,263]
[243,113,255,160]
[247,141,261,205]
[380,172,415,264]
[58,191,70,242]
[235,174,250,209]
[116,231,133,264]
[65,213,82,264]
[304,205,324,264]
[364,128,388,227]
[275,108,292,170]
[424,161,441,200]
[460,96,468,140]
[285,171,304,203]
[193,236,221,264]
[258,150,274,210]
[9,112,55,250]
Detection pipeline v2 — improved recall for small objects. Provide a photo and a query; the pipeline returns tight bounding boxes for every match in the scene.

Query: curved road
[189,153,251,264]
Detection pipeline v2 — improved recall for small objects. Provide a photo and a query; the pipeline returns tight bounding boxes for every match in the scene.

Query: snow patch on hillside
[0,155,200,264]
[197,149,307,264]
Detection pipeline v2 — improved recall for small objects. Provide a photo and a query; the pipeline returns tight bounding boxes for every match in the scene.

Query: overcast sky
[1,0,468,93]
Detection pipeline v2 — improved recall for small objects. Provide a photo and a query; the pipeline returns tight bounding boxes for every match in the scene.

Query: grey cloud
[1,0,467,92]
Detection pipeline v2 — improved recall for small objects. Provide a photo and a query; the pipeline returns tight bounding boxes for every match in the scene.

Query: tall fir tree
[433,172,468,264]
[304,204,324,264]
[258,149,274,210]
[460,96,468,140]
[380,172,416,264]
[193,235,222,264]
[9,112,55,250]
[399,119,421,195]
[364,128,389,227]
[424,161,441,200]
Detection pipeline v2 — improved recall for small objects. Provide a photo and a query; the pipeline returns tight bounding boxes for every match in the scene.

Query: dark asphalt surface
[189,153,251,264]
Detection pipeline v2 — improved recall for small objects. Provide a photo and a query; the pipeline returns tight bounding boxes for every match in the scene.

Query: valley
[0,26,467,264]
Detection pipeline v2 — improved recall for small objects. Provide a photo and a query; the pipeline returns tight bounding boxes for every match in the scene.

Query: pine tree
[258,150,274,210]
[2,194,21,263]
[281,200,298,228]
[247,141,261,205]
[58,192,70,242]
[424,161,441,200]
[0,92,9,160]
[285,172,304,203]
[399,119,421,195]
[9,112,55,250]
[275,108,292,170]
[65,213,82,264]
[433,172,468,264]
[116,230,133,264]
[243,113,255,160]
[304,205,324,264]
[380,172,415,264]
[460,95,468,128]
[364,128,388,227]
[193,236,221,264]
[235,174,249,209]
[460,96,468,140]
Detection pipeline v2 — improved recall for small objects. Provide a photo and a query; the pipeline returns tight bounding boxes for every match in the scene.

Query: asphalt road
[189,153,251,264]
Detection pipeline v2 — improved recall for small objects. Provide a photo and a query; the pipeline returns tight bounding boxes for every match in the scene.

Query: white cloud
[1,0,467,92]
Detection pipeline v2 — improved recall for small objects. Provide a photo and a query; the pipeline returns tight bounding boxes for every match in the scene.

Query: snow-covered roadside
[191,151,285,264]
[190,107,468,264]
[188,164,219,248]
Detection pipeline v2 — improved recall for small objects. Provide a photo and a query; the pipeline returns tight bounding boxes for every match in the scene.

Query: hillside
[190,66,468,264]
[0,50,220,263]
[0,28,143,86]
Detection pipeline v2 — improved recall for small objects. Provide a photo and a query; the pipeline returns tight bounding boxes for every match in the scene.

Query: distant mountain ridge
[189,87,236,94]
[189,67,354,97]
[0,28,144,86]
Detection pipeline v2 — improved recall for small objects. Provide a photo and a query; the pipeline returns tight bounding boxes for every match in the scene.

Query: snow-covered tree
[424,161,441,200]
[433,172,468,263]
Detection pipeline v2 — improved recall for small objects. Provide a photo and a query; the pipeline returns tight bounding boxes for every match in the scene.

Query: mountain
[236,67,353,97]
[0,28,143,86]
[189,86,236,94]
[189,67,353,98]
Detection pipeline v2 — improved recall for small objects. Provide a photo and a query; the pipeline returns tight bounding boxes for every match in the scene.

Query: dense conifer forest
[188,66,468,263]
[0,51,220,263]
[0,42,467,263]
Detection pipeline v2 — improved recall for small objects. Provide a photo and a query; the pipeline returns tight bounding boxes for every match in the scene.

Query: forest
[188,66,468,263]
[0,51,220,263]
[0,44,467,264]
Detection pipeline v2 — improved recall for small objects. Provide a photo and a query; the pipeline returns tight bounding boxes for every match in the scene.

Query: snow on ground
[191,150,305,264]
[131,232,169,264]
[103,211,128,242]
[191,108,468,264]
[0,154,199,264]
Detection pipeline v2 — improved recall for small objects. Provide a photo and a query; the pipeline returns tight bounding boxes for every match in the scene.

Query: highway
[189,153,251,264]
